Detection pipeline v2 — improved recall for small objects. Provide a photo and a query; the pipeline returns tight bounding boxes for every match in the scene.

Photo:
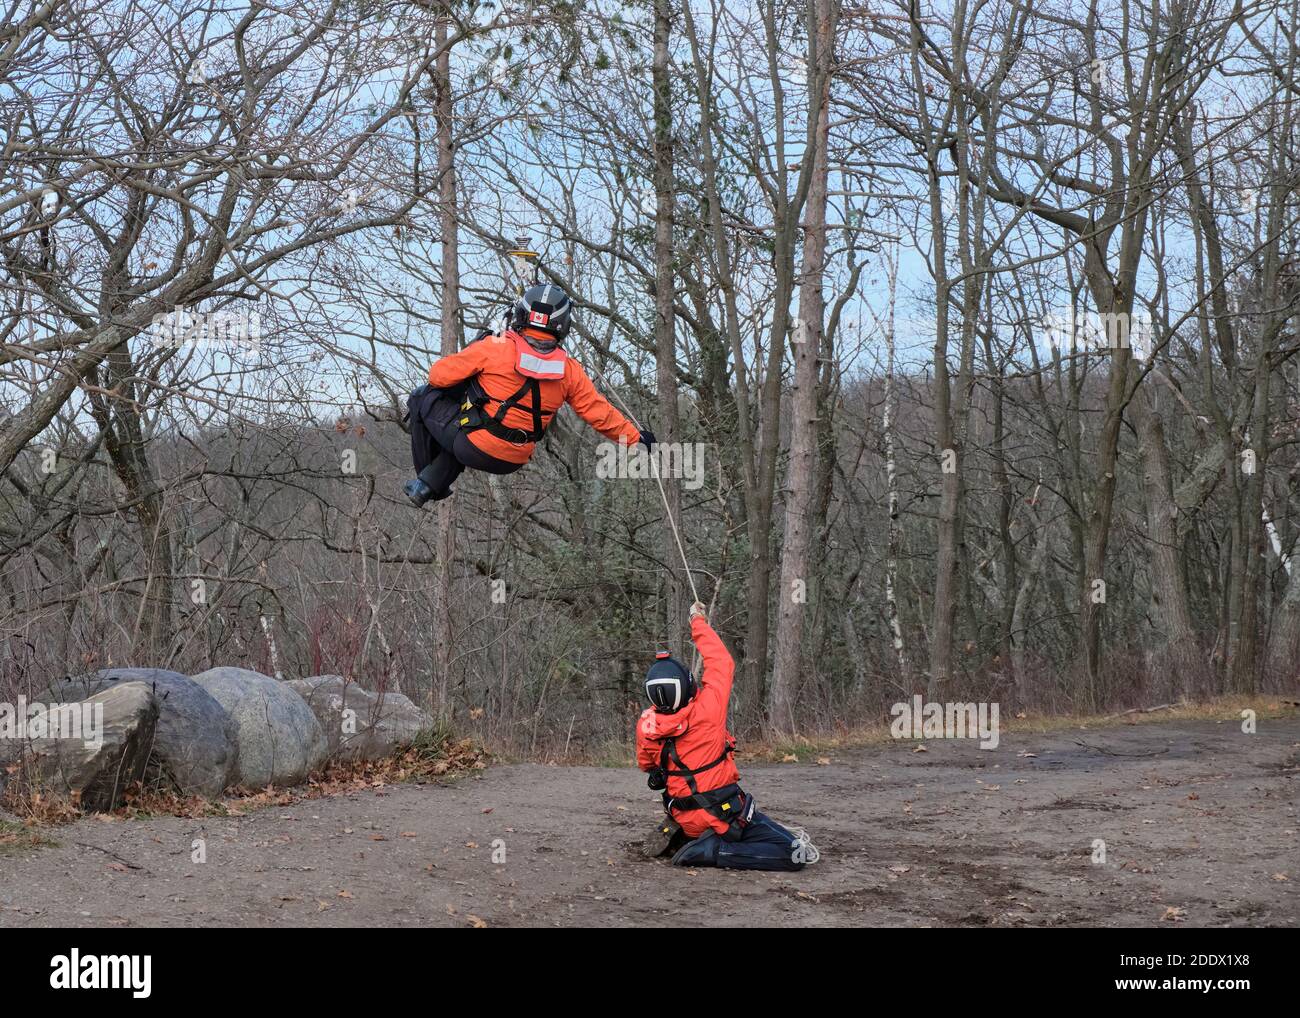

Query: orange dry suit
[428,328,640,463]
[636,617,747,838]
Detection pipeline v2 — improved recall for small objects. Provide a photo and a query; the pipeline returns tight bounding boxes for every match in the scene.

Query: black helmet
[510,283,573,342]
[645,651,696,713]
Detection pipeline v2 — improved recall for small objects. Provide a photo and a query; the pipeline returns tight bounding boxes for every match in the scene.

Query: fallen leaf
[1162,906,1187,922]
[781,753,798,763]
[1272,873,1289,882]
[337,889,354,899]
[467,915,488,928]
[816,757,831,766]
[889,865,911,874]
[912,745,927,754]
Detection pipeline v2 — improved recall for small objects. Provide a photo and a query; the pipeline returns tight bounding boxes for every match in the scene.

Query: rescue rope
[582,357,702,606]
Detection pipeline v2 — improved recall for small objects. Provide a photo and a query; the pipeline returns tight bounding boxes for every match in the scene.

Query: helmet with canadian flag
[510,283,573,343]
[644,651,697,713]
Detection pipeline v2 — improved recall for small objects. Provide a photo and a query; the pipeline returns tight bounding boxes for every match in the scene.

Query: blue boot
[403,477,433,507]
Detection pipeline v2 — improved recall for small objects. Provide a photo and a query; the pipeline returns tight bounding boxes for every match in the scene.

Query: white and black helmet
[645,651,697,713]
[511,283,573,341]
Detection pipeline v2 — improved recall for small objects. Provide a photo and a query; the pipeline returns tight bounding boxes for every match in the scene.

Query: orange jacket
[636,616,740,837]
[428,331,640,464]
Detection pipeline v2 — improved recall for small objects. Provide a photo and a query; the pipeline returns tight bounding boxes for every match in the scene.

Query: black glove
[638,428,656,451]
[647,767,667,791]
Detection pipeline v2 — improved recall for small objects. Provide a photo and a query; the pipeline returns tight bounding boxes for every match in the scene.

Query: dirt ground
[1,716,1296,928]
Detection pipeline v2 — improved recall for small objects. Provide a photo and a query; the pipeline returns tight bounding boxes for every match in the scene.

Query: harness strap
[662,782,744,815]
[658,736,748,830]
[492,377,545,439]
[658,738,733,792]
[459,377,551,443]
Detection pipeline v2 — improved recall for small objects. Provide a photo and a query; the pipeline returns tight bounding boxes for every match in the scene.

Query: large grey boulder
[286,675,432,761]
[191,667,326,788]
[6,682,160,811]
[38,668,236,797]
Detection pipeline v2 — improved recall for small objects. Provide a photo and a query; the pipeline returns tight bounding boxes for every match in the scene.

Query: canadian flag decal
[529,310,549,326]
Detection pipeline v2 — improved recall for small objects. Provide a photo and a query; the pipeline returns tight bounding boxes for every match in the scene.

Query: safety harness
[456,331,564,446]
[658,736,754,840]
[458,377,551,445]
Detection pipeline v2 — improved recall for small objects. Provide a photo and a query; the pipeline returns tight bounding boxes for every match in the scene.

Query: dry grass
[743,694,1300,762]
[0,816,59,856]
[488,694,1300,768]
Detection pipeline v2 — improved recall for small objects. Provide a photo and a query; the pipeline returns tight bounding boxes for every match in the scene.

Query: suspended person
[637,602,819,870]
[404,284,655,506]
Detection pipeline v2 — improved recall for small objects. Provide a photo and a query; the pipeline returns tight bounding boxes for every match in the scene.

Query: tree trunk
[652,0,683,651]
[881,242,908,675]
[1132,381,1204,697]
[432,16,458,718]
[86,348,176,662]
[770,0,834,733]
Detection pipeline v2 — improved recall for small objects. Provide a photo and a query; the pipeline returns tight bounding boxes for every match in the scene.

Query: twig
[73,841,149,872]
[1104,703,1175,719]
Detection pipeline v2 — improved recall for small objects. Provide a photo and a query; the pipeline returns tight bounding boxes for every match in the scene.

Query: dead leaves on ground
[0,788,83,826]
[0,738,489,826]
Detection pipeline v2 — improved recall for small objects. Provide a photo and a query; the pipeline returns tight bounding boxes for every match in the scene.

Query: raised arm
[563,361,641,445]
[690,606,734,723]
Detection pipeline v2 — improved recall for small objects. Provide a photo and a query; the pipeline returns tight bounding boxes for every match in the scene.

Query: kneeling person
[636,603,817,871]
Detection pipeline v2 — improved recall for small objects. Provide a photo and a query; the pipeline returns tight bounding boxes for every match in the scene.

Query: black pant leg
[418,448,467,498]
[451,432,526,476]
[417,393,526,496]
[415,394,472,497]
[713,812,807,872]
[408,386,442,474]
